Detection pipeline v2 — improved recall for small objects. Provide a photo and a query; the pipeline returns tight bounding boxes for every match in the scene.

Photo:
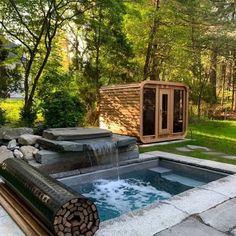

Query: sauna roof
[100,81,188,91]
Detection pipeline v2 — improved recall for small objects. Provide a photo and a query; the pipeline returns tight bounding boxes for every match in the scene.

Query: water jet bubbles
[78,178,171,221]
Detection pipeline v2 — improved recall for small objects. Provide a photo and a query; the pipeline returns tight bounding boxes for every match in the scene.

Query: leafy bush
[41,91,85,128]
[0,107,6,126]
[20,108,37,127]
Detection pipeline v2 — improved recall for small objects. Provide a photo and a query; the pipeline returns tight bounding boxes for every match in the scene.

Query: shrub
[0,108,6,126]
[20,107,37,127]
[41,91,85,128]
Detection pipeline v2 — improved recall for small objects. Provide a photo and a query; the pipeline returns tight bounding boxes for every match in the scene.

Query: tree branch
[8,0,38,40]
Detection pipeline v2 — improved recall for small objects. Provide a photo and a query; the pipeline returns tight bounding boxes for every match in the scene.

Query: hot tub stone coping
[140,151,236,174]
[54,150,236,180]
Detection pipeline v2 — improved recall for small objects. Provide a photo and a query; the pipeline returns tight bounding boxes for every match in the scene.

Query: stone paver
[154,217,227,236]
[231,228,236,236]
[203,151,224,156]
[222,155,236,160]
[187,145,211,151]
[96,202,188,236]
[0,207,24,236]
[163,187,229,215]
[0,207,7,218]
[200,198,236,233]
[200,175,236,198]
[176,147,192,152]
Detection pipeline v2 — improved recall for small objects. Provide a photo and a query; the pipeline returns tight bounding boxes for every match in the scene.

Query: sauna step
[148,167,172,175]
[162,174,206,187]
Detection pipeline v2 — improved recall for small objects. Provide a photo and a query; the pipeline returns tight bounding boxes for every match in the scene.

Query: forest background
[0,0,236,127]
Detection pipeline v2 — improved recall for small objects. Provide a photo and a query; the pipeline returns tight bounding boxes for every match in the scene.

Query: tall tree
[0,0,91,124]
[0,36,21,98]
[73,0,133,124]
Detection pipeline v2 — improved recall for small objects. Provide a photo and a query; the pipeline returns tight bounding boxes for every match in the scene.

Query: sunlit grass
[140,119,236,165]
[0,99,24,127]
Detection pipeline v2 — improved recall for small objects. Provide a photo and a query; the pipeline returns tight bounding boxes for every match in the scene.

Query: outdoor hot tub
[58,157,229,222]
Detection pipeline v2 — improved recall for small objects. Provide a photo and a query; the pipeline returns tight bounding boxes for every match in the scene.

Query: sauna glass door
[173,89,184,133]
[159,89,171,135]
[143,88,156,136]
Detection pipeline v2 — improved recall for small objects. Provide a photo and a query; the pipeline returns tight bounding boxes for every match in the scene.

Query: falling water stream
[87,141,120,179]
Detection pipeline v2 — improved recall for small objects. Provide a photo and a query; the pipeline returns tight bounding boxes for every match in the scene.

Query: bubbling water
[81,178,172,221]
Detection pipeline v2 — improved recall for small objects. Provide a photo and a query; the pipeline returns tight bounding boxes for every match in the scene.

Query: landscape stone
[222,155,236,160]
[187,145,211,151]
[34,143,40,148]
[115,134,137,147]
[0,146,14,163]
[7,139,17,150]
[18,134,41,145]
[13,149,24,159]
[37,138,84,152]
[202,151,224,156]
[0,127,33,140]
[35,150,83,164]
[199,198,236,233]
[231,228,236,236]
[20,145,39,161]
[176,147,192,152]
[163,187,229,215]
[154,217,227,236]
[43,127,112,141]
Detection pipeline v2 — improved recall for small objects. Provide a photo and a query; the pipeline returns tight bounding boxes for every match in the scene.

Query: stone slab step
[37,138,84,152]
[43,128,112,141]
[149,167,172,175]
[35,150,84,164]
[163,174,206,187]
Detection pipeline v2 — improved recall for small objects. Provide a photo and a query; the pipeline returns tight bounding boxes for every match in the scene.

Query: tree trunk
[143,0,160,80]
[209,47,217,104]
[197,92,202,119]
[232,59,236,111]
[221,60,227,108]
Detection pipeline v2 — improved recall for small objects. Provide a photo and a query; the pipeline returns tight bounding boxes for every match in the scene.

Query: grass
[0,99,44,127]
[140,119,236,165]
[0,99,24,127]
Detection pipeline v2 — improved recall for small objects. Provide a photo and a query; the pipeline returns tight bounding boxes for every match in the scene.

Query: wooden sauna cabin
[99,80,188,144]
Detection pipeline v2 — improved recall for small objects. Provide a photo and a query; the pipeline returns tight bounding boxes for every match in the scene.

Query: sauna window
[173,90,184,133]
[143,88,156,136]
[162,94,168,130]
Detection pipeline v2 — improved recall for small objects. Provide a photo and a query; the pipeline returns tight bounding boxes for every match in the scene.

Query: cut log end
[54,199,99,236]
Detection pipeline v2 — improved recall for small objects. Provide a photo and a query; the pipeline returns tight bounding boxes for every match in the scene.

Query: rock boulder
[0,128,33,140]
[20,146,39,161]
[18,134,41,145]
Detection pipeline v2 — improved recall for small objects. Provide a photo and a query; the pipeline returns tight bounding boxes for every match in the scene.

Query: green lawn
[140,120,236,165]
[0,99,24,127]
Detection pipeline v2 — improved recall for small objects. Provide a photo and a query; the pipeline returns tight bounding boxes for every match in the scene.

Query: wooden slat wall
[100,87,141,137]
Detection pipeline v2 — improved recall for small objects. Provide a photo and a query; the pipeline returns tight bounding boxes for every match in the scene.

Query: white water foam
[83,178,172,214]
